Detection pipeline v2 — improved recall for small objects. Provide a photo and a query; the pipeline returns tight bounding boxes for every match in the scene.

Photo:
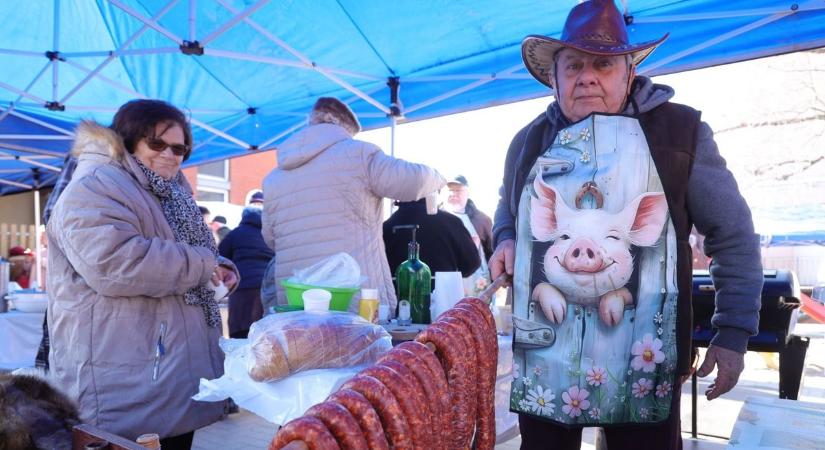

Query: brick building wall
[228,150,276,204]
[186,150,277,205]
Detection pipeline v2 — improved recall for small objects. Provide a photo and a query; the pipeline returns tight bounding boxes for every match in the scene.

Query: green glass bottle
[392,225,432,324]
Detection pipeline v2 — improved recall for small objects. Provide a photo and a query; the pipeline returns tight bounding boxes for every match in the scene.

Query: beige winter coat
[262,123,445,314]
[46,122,225,440]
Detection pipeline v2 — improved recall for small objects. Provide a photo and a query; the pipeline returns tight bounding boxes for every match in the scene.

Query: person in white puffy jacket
[262,97,445,315]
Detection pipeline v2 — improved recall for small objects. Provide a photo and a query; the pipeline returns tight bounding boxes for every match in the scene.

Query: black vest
[639,102,700,376]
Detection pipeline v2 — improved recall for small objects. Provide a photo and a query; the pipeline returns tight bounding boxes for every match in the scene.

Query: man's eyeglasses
[145,136,190,156]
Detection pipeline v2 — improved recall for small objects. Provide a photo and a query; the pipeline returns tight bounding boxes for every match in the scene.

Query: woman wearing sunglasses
[46,99,238,449]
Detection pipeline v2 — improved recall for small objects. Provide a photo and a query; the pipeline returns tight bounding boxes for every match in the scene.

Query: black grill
[692,269,801,351]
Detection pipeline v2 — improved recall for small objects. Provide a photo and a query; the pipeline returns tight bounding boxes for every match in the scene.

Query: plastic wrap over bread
[247,311,392,382]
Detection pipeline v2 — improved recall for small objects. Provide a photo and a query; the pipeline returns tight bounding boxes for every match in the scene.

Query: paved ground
[193,323,825,450]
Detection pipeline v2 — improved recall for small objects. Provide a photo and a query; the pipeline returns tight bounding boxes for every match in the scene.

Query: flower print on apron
[509,114,679,426]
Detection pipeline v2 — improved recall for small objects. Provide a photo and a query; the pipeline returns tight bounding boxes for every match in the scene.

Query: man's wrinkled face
[552,48,635,123]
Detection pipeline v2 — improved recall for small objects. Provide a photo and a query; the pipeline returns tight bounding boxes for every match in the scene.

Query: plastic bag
[194,337,362,425]
[247,311,392,382]
[289,252,365,288]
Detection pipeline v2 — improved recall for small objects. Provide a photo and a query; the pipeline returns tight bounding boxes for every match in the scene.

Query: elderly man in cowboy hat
[490,1,762,448]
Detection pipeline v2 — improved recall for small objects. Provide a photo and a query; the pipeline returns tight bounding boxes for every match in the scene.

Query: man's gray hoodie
[493,76,763,354]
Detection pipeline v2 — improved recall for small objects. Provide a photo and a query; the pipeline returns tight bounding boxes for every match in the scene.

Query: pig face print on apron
[509,114,679,426]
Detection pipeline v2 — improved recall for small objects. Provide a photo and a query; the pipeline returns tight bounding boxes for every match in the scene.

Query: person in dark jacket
[383,199,480,291]
[218,206,274,338]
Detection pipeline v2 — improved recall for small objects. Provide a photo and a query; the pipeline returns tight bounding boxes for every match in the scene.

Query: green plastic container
[280,279,359,311]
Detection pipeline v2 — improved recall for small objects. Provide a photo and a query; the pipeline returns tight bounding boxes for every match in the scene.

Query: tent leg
[34,189,42,290]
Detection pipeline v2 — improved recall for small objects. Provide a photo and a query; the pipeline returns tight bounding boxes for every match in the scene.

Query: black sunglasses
[145,136,190,156]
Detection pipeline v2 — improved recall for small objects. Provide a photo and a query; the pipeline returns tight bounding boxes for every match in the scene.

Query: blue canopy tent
[2,0,825,197]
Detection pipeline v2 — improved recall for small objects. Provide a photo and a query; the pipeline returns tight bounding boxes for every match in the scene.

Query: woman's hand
[212,265,238,290]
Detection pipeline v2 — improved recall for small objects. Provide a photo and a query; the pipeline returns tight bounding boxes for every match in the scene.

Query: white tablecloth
[728,396,825,449]
[0,310,45,370]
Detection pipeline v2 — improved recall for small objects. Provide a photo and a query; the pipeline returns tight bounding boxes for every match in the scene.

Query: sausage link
[359,365,432,450]
[415,325,471,449]
[327,389,389,450]
[378,348,447,450]
[393,342,452,444]
[444,306,497,450]
[457,297,496,330]
[340,375,413,450]
[306,401,369,450]
[270,416,340,450]
[377,357,443,450]
[432,318,478,446]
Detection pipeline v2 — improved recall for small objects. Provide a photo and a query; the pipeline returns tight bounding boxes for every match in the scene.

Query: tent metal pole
[60,56,115,104]
[204,48,381,81]
[633,2,825,24]
[61,59,145,98]
[62,0,180,105]
[0,135,73,141]
[0,48,43,57]
[405,63,524,114]
[0,179,32,189]
[214,0,389,113]
[8,109,75,136]
[34,186,42,289]
[190,118,251,149]
[0,62,52,125]
[51,0,60,103]
[203,49,306,69]
[259,120,305,149]
[189,0,197,42]
[200,0,270,47]
[0,80,47,104]
[0,144,65,158]
[0,151,61,172]
[62,47,179,58]
[640,10,793,75]
[110,0,184,45]
[194,113,250,150]
[390,116,397,157]
[404,73,533,82]
[256,83,385,149]
[0,62,58,124]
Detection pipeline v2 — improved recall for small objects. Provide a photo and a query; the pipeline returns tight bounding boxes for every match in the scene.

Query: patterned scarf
[132,156,221,327]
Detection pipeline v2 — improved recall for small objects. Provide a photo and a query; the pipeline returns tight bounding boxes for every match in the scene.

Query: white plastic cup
[434,271,464,307]
[302,288,332,311]
[210,280,229,300]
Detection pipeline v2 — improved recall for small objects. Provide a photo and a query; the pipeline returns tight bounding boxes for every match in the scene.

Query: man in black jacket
[218,206,274,338]
[383,199,480,292]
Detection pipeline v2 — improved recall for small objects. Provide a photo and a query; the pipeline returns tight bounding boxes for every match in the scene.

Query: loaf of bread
[248,311,392,382]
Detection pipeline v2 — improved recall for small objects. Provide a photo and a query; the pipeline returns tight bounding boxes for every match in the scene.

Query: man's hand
[696,345,745,400]
[489,239,515,282]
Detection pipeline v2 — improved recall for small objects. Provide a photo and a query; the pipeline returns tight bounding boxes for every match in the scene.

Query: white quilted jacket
[262,123,445,314]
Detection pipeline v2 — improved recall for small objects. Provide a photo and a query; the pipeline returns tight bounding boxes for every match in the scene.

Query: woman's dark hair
[110,99,193,161]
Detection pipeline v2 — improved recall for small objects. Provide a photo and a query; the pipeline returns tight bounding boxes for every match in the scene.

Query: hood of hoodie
[544,75,675,128]
[240,206,263,228]
[276,123,351,170]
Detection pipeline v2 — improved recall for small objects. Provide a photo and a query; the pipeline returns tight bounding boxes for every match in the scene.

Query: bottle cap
[361,288,378,299]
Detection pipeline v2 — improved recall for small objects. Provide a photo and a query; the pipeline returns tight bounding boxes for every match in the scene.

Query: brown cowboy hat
[522,0,668,88]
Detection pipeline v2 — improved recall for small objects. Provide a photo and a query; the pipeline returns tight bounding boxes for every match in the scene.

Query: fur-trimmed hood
[70,120,127,162]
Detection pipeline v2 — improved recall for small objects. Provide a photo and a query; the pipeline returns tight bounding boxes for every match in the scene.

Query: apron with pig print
[509,114,679,426]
